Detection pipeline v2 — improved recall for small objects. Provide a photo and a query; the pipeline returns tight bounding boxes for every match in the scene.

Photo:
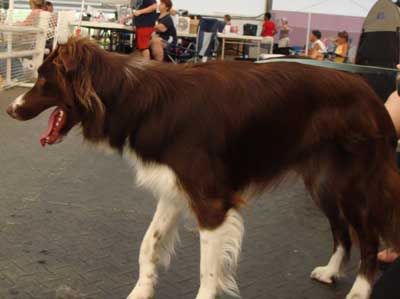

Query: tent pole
[75,0,85,36]
[266,0,273,12]
[5,0,14,85]
[305,12,312,55]
[79,0,85,26]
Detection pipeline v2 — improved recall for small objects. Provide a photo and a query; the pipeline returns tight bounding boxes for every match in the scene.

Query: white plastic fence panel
[0,9,53,90]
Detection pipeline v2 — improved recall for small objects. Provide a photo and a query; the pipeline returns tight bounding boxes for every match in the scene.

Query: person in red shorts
[133,0,158,59]
[261,12,277,37]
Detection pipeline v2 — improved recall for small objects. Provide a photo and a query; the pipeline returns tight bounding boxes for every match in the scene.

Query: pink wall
[273,10,365,48]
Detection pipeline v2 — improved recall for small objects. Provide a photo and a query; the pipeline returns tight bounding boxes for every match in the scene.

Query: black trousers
[372,258,400,299]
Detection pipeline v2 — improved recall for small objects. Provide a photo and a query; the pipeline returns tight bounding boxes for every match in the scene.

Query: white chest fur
[123,148,182,200]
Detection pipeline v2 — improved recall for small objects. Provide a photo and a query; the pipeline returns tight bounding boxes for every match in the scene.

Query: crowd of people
[130,7,352,63]
[260,12,351,62]
[122,0,177,62]
[9,1,356,64]
[307,29,350,62]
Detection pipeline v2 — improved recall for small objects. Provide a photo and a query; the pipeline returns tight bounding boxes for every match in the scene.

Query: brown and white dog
[6,38,400,299]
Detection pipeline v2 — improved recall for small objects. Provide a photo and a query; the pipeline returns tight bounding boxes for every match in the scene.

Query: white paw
[345,290,369,299]
[346,276,371,299]
[195,288,217,299]
[310,266,339,284]
[127,282,155,299]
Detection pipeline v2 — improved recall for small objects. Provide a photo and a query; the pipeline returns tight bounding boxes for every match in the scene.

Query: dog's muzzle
[6,94,25,120]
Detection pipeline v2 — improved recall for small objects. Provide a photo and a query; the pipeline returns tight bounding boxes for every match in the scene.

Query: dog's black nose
[6,105,15,118]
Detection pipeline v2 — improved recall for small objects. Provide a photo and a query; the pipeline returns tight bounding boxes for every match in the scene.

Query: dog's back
[7,38,400,299]
[130,60,397,192]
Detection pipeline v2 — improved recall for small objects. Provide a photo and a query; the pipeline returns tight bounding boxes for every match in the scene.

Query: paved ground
[0,87,363,299]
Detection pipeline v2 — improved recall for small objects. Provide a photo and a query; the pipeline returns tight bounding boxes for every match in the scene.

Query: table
[70,21,133,32]
[177,32,197,39]
[176,32,264,61]
[217,33,263,61]
[70,21,134,53]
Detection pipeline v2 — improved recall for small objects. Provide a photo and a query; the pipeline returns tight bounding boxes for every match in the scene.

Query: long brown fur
[8,37,400,291]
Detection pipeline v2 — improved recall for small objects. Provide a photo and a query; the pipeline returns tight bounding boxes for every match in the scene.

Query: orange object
[75,27,81,37]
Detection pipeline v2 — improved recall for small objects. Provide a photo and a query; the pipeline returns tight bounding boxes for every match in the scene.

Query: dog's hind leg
[303,160,352,285]
[127,195,187,299]
[310,210,351,284]
[341,188,379,299]
[194,207,244,299]
[309,192,352,284]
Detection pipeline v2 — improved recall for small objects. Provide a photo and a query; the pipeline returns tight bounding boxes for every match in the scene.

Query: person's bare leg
[385,90,400,136]
[151,38,164,62]
[141,49,151,60]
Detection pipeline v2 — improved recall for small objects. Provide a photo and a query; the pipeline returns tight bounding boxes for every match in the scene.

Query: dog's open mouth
[40,108,67,147]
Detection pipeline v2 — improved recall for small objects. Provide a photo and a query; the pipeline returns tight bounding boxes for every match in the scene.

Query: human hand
[119,16,126,24]
[134,10,142,17]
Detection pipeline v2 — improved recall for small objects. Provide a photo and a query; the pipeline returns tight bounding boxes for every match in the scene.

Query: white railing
[0,9,75,90]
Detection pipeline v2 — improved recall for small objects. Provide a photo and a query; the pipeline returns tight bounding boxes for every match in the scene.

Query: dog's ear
[76,76,106,139]
[55,38,106,140]
[55,43,79,73]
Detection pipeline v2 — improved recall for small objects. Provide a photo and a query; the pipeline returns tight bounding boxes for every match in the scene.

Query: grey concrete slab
[0,87,362,299]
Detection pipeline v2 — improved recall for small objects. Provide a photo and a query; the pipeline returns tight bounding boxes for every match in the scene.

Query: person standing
[133,0,158,60]
[261,12,277,37]
[278,18,291,48]
[260,12,276,55]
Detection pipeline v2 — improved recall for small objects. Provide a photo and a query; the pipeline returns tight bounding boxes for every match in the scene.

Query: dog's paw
[310,266,338,284]
[345,291,369,299]
[345,277,371,299]
[127,282,155,299]
[195,287,217,299]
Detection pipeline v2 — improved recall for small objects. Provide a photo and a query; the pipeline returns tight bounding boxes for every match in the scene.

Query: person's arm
[343,44,349,56]
[385,65,400,137]
[308,43,320,58]
[386,91,400,137]
[18,11,36,26]
[154,23,167,32]
[282,24,290,33]
[272,23,278,35]
[260,22,266,36]
[154,16,173,33]
[134,3,157,17]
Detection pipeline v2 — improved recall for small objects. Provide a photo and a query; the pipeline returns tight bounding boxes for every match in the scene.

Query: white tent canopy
[272,0,377,17]
[100,0,130,5]
[172,0,266,17]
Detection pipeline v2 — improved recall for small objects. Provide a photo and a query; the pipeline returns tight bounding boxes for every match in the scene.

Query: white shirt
[311,39,327,53]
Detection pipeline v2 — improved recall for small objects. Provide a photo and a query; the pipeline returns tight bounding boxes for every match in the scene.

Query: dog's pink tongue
[40,108,66,147]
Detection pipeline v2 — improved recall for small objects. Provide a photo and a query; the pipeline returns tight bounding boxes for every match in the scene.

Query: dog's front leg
[195,209,244,299]
[127,195,186,299]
